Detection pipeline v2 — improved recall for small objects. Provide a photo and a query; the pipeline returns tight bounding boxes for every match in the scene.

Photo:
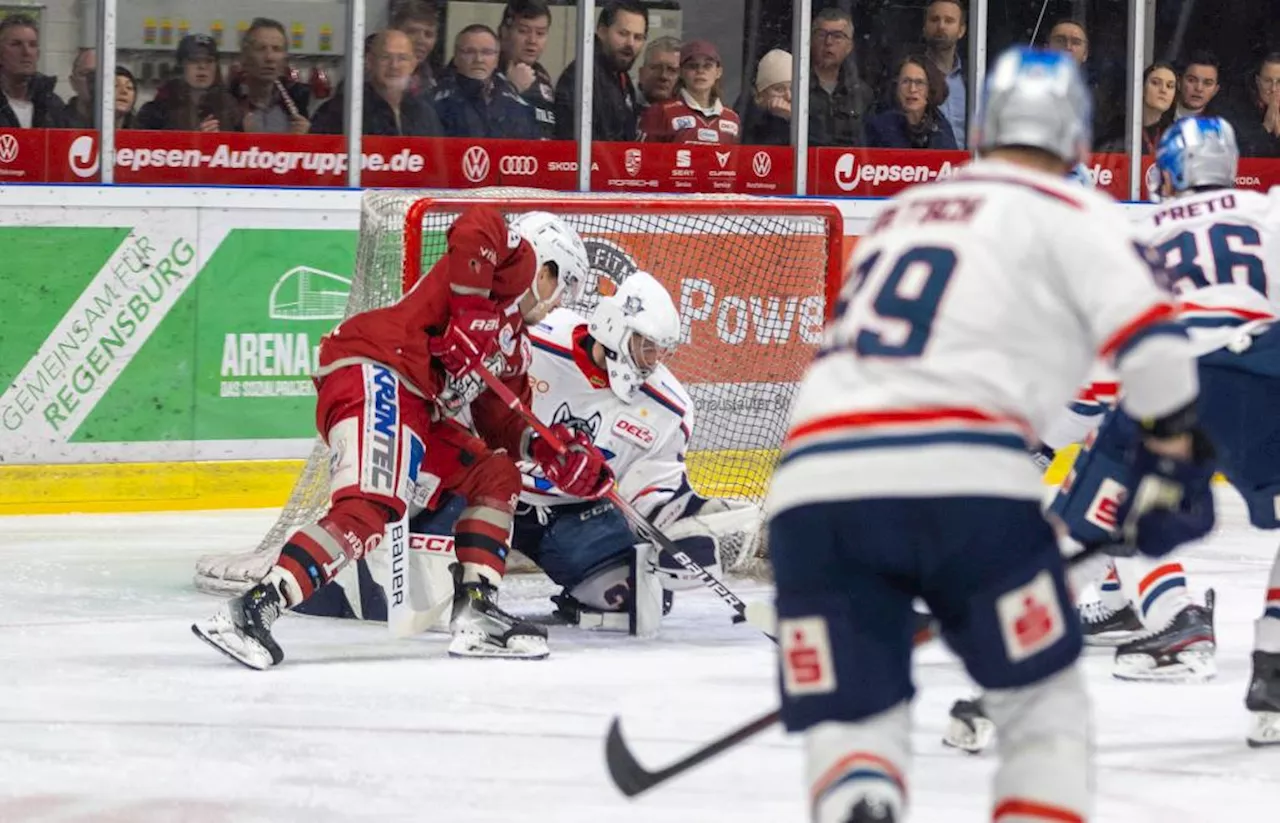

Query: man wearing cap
[136,33,240,131]
[739,48,792,145]
[638,39,740,144]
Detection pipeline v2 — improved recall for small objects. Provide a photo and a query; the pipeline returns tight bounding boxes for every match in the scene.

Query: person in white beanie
[740,48,793,145]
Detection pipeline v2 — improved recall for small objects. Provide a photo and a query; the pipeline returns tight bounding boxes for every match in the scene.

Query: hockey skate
[191,579,285,671]
[449,577,549,660]
[1246,650,1280,747]
[1079,599,1143,647]
[941,696,996,754]
[1113,590,1216,683]
[846,797,897,823]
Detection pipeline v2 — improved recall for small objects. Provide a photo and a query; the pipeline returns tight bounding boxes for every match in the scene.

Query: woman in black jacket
[864,54,957,150]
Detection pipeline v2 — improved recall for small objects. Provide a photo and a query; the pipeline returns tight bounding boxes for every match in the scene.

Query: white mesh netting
[196,188,840,589]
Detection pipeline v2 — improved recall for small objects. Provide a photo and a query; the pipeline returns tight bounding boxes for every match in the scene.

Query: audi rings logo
[0,134,18,164]
[498,155,539,175]
[462,145,491,182]
[752,150,771,177]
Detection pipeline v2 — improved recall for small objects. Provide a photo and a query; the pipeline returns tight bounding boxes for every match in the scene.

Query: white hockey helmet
[509,211,589,312]
[588,271,681,403]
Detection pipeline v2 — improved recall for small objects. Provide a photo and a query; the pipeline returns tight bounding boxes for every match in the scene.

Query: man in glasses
[434,23,539,139]
[311,28,442,136]
[808,7,873,146]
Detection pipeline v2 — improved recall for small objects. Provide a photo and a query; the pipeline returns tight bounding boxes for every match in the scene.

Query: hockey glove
[529,423,615,500]
[1114,430,1216,559]
[429,295,501,378]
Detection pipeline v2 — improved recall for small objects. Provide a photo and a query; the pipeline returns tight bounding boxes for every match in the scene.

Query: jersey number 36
[1156,223,1265,296]
[831,246,957,358]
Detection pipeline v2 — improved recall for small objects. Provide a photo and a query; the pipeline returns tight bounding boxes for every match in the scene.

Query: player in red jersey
[192,207,612,667]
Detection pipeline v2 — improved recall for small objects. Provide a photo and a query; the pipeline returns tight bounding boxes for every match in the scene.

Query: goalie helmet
[588,271,680,403]
[973,47,1092,166]
[510,211,590,312]
[1155,116,1239,197]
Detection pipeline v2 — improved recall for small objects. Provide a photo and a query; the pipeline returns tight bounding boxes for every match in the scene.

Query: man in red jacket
[193,206,608,668]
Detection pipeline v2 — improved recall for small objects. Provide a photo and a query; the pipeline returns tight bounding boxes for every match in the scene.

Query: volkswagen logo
[0,133,18,164]
[462,145,491,183]
[752,150,772,177]
[498,156,538,175]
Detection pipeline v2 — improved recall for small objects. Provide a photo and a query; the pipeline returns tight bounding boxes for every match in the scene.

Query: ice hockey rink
[0,487,1276,823]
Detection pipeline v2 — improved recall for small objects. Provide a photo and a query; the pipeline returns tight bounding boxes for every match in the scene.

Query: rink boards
[0,187,1148,515]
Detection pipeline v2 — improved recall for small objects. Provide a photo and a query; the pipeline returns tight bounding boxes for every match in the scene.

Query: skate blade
[941,717,996,755]
[447,631,549,660]
[1113,649,1216,683]
[1083,631,1141,648]
[191,616,277,671]
[1247,712,1280,748]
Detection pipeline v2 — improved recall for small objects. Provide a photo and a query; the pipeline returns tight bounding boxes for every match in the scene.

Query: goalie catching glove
[429,295,502,378]
[527,423,615,499]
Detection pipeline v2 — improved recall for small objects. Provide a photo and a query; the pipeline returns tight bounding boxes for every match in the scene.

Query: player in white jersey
[1043,117,1280,744]
[512,270,753,633]
[288,271,750,635]
[767,47,1215,823]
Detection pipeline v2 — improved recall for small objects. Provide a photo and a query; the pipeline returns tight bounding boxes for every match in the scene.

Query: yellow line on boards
[0,444,1216,516]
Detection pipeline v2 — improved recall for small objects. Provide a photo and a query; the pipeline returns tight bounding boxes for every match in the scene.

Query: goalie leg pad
[523,501,637,590]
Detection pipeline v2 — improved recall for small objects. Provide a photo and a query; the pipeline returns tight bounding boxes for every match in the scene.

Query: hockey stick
[605,544,1106,798]
[453,332,761,631]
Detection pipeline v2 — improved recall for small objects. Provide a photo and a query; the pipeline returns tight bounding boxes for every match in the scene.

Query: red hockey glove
[529,423,615,500]
[429,295,501,378]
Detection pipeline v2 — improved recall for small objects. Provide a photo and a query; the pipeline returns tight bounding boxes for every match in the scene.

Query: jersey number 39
[834,246,957,358]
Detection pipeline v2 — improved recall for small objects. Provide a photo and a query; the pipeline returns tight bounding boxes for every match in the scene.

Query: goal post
[193,188,845,592]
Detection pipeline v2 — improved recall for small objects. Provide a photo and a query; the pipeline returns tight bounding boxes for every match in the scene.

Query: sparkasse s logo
[462,145,491,182]
[0,133,18,163]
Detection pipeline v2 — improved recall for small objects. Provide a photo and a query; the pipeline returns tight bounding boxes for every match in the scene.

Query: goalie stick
[604,543,1105,798]
[453,330,764,633]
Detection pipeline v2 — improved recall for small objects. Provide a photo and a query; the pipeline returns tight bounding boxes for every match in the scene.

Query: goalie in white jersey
[767,48,1215,823]
[512,270,747,633]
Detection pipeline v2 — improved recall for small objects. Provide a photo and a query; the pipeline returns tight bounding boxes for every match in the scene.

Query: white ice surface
[0,488,1277,823]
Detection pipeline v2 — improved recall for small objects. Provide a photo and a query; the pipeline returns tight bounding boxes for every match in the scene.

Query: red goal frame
[401,196,846,318]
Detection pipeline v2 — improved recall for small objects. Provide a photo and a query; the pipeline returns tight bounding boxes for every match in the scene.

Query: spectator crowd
[1,0,1279,157]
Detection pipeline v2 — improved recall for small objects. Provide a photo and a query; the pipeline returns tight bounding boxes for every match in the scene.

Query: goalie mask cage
[218,188,843,583]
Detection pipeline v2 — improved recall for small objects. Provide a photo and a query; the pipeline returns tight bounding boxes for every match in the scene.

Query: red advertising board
[807,148,1132,200]
[3,128,1279,201]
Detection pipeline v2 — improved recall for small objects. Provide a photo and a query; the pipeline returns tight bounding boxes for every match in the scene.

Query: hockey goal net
[195,188,843,590]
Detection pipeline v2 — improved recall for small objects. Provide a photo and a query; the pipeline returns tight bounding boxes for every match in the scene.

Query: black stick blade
[605,717,658,797]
